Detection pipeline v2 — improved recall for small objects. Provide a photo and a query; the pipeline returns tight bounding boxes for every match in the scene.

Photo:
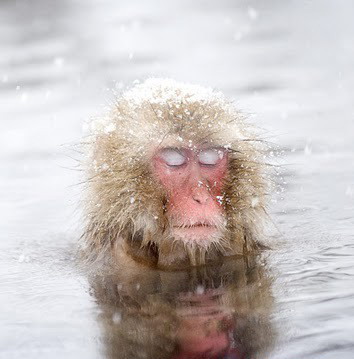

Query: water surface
[1,0,354,358]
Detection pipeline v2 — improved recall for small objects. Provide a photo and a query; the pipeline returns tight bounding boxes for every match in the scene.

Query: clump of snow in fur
[121,78,228,108]
[88,78,240,137]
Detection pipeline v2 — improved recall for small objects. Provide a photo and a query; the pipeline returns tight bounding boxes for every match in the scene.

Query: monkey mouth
[173,222,217,229]
[168,215,226,244]
[172,222,220,241]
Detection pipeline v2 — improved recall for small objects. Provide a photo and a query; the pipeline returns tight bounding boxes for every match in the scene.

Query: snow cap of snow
[120,78,228,108]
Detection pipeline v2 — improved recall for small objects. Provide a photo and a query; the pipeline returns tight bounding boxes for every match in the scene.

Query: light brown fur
[82,79,270,268]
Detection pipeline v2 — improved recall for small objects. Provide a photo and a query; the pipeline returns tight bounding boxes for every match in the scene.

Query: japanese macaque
[90,257,275,359]
[83,78,270,268]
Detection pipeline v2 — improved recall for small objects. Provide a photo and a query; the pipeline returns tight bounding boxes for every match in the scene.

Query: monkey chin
[171,225,224,249]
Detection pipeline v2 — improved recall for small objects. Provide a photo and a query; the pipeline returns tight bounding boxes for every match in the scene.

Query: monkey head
[83,78,270,268]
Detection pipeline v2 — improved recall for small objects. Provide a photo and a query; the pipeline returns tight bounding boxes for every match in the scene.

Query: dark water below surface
[1,0,354,358]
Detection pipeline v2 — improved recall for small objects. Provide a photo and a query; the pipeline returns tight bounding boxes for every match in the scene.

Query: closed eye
[159,148,187,167]
[198,148,224,166]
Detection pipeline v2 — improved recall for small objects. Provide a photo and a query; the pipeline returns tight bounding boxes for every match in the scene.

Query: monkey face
[152,145,229,247]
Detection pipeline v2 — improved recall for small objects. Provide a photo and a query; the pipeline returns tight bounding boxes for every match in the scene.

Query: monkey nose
[192,188,211,205]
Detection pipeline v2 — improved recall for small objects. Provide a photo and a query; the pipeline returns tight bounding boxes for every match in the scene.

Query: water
[1,0,354,358]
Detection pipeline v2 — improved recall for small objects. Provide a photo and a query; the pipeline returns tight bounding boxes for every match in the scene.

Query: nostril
[192,194,210,205]
[191,184,211,205]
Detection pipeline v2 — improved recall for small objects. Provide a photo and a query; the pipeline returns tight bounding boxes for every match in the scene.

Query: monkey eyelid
[159,147,187,167]
[198,148,225,165]
[157,146,227,167]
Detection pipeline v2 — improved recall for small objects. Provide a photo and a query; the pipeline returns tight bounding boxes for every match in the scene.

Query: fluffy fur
[82,78,270,268]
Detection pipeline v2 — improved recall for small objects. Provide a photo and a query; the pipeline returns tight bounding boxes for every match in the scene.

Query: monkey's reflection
[89,257,275,359]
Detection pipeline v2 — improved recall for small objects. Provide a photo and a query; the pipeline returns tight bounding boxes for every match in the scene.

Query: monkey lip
[173,222,217,229]
[172,222,219,238]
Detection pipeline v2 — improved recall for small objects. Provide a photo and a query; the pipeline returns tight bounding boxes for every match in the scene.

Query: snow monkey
[83,78,270,269]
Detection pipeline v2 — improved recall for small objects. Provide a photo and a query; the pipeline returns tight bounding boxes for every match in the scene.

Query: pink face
[153,146,228,244]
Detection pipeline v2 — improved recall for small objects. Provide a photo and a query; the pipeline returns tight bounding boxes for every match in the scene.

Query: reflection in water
[89,257,275,359]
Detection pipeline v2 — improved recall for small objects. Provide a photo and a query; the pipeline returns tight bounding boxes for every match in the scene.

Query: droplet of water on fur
[195,285,205,295]
[112,312,122,324]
